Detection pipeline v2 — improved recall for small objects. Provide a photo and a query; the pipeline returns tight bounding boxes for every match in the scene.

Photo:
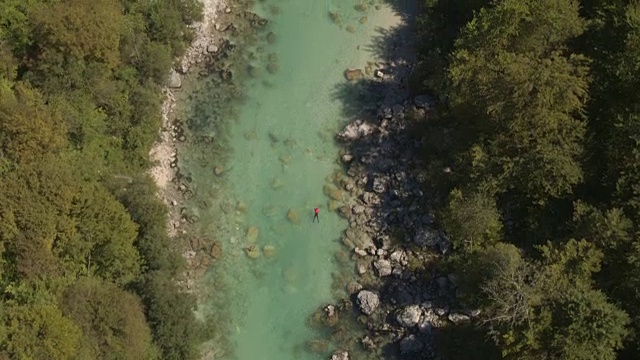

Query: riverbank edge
[149,0,223,244]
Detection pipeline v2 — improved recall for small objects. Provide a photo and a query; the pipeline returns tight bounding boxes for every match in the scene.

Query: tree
[2,303,81,359]
[441,187,502,251]
[62,277,157,360]
[448,0,589,203]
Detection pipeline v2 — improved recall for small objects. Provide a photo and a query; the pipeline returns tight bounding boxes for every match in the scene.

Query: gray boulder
[356,290,380,315]
[330,349,349,360]
[448,313,471,324]
[374,259,392,277]
[396,305,422,327]
[167,70,181,88]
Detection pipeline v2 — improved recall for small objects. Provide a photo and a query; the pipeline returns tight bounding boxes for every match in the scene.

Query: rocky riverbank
[309,18,482,360]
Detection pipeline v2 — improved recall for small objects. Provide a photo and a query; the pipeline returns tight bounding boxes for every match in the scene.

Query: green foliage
[448,0,589,203]
[136,273,200,360]
[2,303,81,359]
[0,0,203,358]
[62,277,157,360]
[441,187,502,251]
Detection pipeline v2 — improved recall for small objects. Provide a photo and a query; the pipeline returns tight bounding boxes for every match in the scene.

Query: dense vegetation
[415,0,640,359]
[0,0,204,359]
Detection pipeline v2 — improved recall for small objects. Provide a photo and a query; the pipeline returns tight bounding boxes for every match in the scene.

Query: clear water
[176,1,411,359]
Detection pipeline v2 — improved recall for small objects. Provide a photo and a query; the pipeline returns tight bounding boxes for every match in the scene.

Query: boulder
[246,226,259,242]
[263,245,276,258]
[207,44,219,53]
[347,281,363,294]
[448,313,471,324]
[396,305,422,327]
[344,69,364,81]
[287,209,300,224]
[167,70,181,88]
[373,259,392,277]
[330,350,349,360]
[356,290,379,315]
[244,245,260,259]
[372,177,385,193]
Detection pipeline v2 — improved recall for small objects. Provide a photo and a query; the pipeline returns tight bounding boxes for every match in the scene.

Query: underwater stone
[278,155,292,165]
[214,166,225,175]
[354,3,368,11]
[359,17,368,24]
[262,205,277,217]
[244,245,260,259]
[287,209,300,224]
[246,226,259,242]
[344,69,363,81]
[210,242,222,259]
[236,201,248,212]
[270,177,284,189]
[266,31,276,44]
[263,245,276,258]
[306,339,330,354]
[346,25,355,33]
[266,62,279,74]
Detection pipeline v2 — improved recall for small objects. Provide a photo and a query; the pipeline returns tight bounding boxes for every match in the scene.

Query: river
[174,1,413,359]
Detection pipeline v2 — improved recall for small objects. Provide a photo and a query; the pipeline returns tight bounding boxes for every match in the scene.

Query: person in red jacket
[313,207,320,223]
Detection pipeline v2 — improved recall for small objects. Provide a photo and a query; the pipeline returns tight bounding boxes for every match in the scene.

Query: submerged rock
[356,290,379,315]
[306,339,330,354]
[263,245,276,258]
[246,226,259,242]
[244,245,260,259]
[214,166,225,176]
[270,177,284,189]
[287,209,300,224]
[344,69,363,81]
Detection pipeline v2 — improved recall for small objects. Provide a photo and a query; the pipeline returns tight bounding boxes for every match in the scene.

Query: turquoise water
[176,1,410,359]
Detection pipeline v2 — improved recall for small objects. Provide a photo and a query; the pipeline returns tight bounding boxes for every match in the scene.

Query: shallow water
[177,1,411,359]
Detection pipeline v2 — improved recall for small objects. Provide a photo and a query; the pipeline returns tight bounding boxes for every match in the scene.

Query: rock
[263,60,278,74]
[167,70,181,88]
[263,245,276,258]
[287,209,300,224]
[279,154,293,165]
[389,249,406,264]
[244,245,260,259]
[356,290,379,315]
[361,336,376,350]
[467,309,482,317]
[214,166,224,175]
[447,273,458,286]
[373,259,392,277]
[246,226,259,242]
[359,16,368,24]
[414,229,439,247]
[374,69,384,78]
[347,281,363,294]
[236,201,248,212]
[337,123,359,140]
[352,205,365,215]
[448,313,471,324]
[356,262,368,274]
[354,247,367,257]
[210,242,222,259]
[341,154,353,163]
[330,349,349,360]
[399,334,424,354]
[354,3,368,11]
[344,69,364,81]
[363,192,380,206]
[323,305,339,326]
[436,276,447,288]
[329,189,342,201]
[207,44,219,53]
[372,177,385,193]
[266,31,276,44]
[262,205,278,217]
[414,94,434,109]
[396,305,422,327]
[346,25,355,33]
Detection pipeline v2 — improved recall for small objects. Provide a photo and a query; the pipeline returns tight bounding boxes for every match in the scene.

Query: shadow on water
[326,0,496,359]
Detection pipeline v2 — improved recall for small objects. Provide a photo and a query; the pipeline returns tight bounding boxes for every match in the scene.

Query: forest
[415,0,640,359]
[0,0,206,359]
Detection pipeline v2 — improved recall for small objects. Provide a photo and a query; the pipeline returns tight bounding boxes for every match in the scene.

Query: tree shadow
[328,0,469,359]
